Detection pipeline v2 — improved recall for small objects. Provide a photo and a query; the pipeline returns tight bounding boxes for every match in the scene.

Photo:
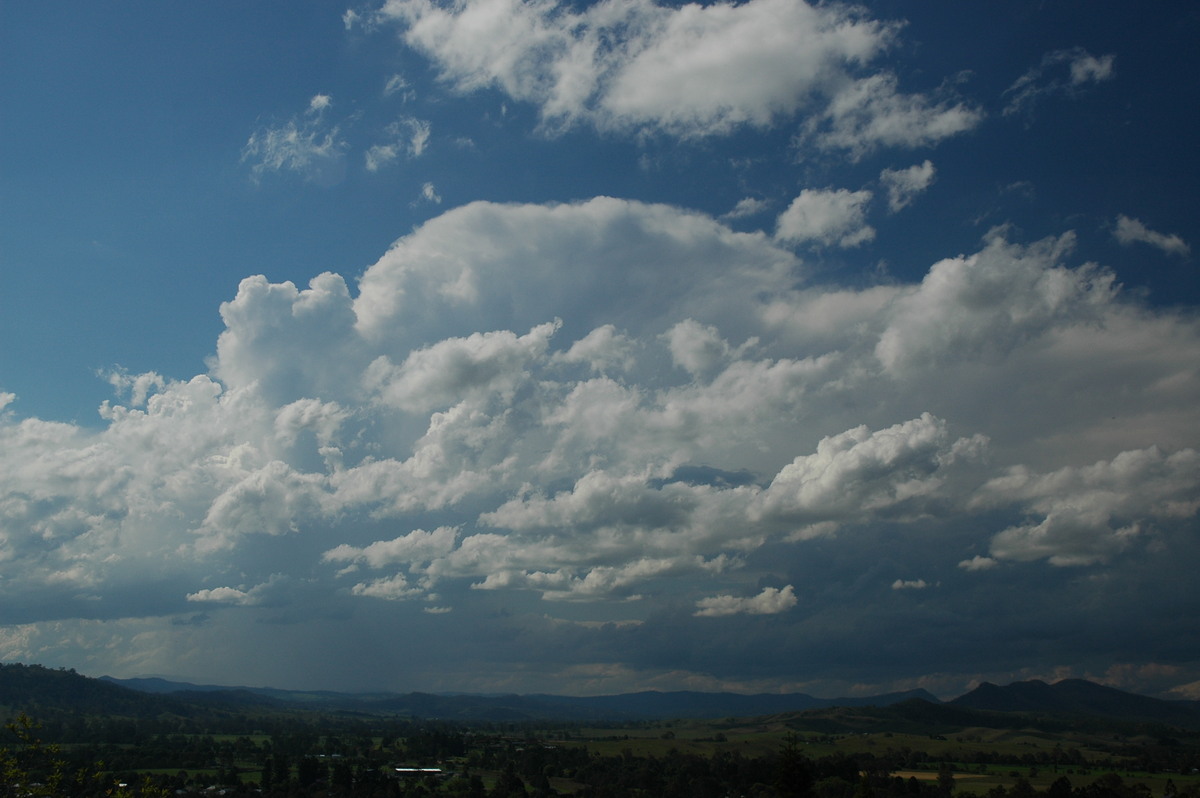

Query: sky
[0,0,1198,700]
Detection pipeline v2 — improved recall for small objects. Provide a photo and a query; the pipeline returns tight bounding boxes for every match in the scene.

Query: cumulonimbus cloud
[0,195,1197,690]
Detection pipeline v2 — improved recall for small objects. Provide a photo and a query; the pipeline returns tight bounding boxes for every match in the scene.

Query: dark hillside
[0,663,181,718]
[951,678,1200,728]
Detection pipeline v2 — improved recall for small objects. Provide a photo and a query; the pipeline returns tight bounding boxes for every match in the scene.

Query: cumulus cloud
[213,271,366,405]
[874,230,1115,374]
[1,195,1199,691]
[352,196,801,349]
[324,526,459,569]
[186,584,270,606]
[1113,215,1190,257]
[554,324,636,374]
[976,446,1200,566]
[1003,47,1115,117]
[759,413,984,532]
[377,0,978,148]
[776,187,874,247]
[351,573,425,600]
[665,319,742,377]
[880,160,935,212]
[364,322,559,412]
[695,585,797,616]
[891,579,928,590]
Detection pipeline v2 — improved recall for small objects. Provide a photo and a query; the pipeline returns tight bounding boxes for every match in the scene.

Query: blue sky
[0,0,1198,699]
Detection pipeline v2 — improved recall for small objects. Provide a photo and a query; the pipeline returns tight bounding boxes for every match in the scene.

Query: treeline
[852,742,1200,780]
[5,714,1200,798]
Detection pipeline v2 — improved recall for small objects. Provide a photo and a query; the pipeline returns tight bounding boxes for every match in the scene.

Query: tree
[937,762,956,798]
[491,762,528,798]
[1048,775,1073,798]
[0,713,167,798]
[777,732,815,798]
[0,713,68,797]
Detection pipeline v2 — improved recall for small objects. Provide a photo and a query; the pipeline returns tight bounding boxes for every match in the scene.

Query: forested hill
[0,663,182,718]
[950,678,1200,728]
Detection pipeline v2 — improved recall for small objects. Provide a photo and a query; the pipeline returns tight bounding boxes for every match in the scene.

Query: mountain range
[3,662,1199,728]
[96,674,940,721]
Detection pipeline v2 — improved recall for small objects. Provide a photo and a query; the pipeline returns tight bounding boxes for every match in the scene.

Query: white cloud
[187,586,255,605]
[323,526,458,568]
[664,319,736,377]
[759,413,983,530]
[420,181,442,204]
[722,197,770,220]
[802,73,981,158]
[874,231,1114,374]
[2,196,1199,688]
[554,324,636,374]
[476,555,723,601]
[891,578,928,590]
[695,585,797,617]
[1114,215,1190,257]
[352,196,802,349]
[378,0,979,148]
[106,370,167,408]
[1069,52,1115,85]
[364,322,559,412]
[242,98,347,185]
[1003,47,1115,117]
[351,573,425,600]
[880,160,935,212]
[366,116,432,170]
[384,73,411,97]
[594,0,889,136]
[976,446,1200,566]
[776,187,874,247]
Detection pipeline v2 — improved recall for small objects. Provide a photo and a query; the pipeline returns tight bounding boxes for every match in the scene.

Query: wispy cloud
[1003,47,1115,117]
[721,197,770,221]
[365,116,432,171]
[242,94,347,185]
[880,160,935,212]
[1114,215,1190,257]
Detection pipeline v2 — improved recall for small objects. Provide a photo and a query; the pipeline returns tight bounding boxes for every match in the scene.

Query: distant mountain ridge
[3,663,1199,728]
[98,675,939,720]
